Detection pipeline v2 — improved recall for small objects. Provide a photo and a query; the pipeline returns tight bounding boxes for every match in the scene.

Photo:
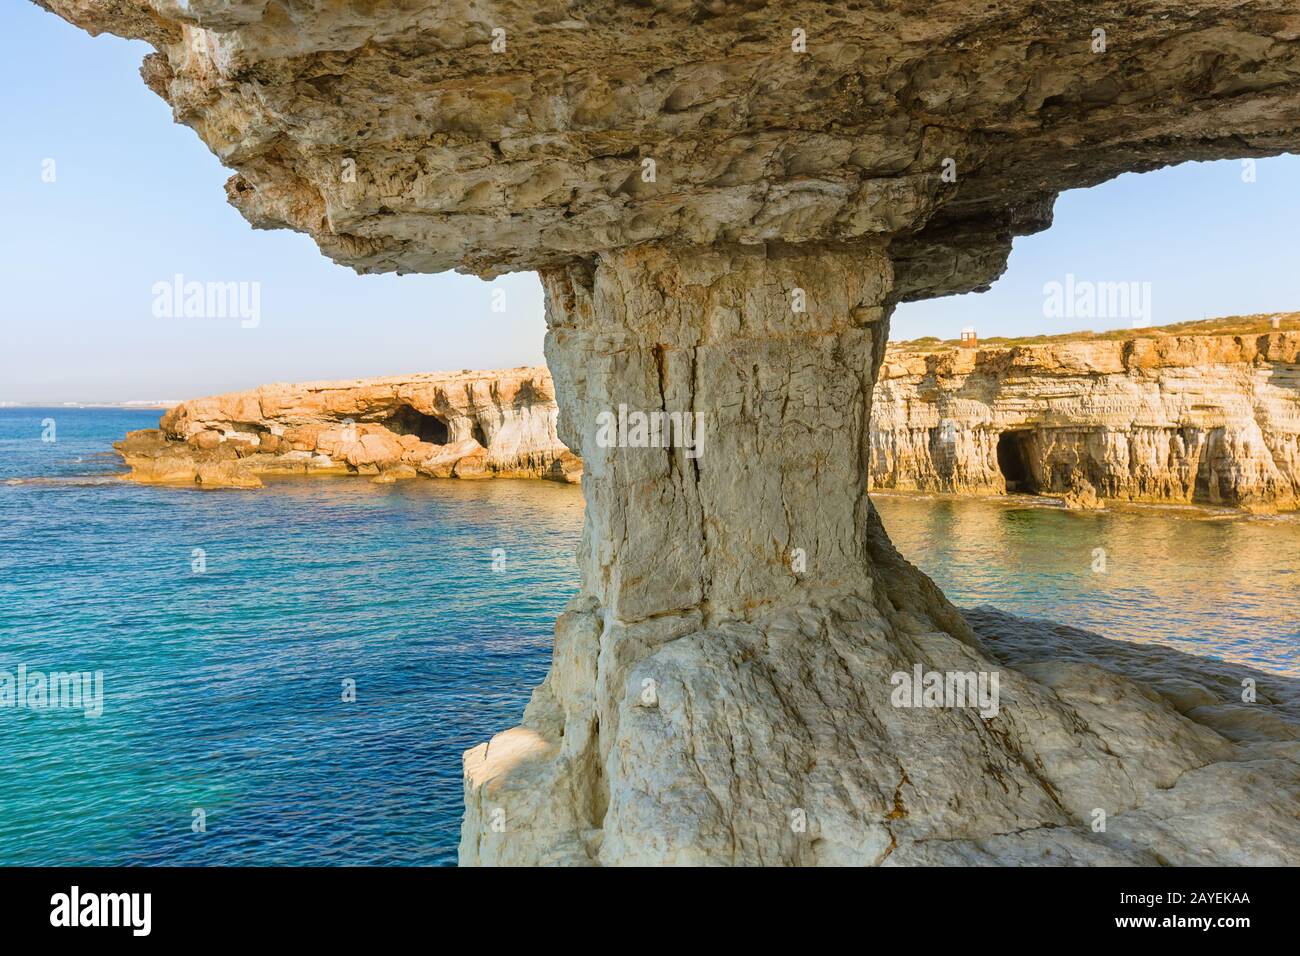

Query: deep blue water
[0,407,582,865]
[1,408,1295,865]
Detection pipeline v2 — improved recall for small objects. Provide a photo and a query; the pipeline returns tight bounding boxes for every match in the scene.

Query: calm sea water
[1,408,1296,865]
[0,407,582,866]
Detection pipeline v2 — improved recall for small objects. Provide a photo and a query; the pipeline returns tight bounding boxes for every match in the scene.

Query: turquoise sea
[1,407,1296,865]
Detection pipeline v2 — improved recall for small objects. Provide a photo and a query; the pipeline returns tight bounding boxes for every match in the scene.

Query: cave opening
[996,430,1037,494]
[419,414,450,445]
[386,405,449,445]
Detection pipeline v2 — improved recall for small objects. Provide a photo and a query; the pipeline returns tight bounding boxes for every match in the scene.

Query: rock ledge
[114,367,580,488]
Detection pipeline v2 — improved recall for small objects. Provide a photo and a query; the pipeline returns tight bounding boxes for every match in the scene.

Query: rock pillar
[459,242,1242,866]
[542,243,891,623]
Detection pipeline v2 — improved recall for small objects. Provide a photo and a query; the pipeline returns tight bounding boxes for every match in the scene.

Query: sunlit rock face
[872,330,1300,512]
[43,0,1300,866]
[115,368,579,486]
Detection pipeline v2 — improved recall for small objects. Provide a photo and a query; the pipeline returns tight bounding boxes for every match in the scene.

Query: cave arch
[996,430,1038,494]
[384,405,449,445]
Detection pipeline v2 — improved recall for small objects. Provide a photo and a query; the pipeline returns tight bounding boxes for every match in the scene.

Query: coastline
[96,315,1300,511]
[107,369,581,489]
[868,487,1300,521]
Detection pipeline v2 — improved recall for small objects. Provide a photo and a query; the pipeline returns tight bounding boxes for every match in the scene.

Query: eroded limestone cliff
[126,319,1300,512]
[43,0,1300,866]
[116,368,580,487]
[873,324,1300,512]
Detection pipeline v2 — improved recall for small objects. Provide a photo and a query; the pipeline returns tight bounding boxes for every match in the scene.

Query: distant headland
[113,314,1299,513]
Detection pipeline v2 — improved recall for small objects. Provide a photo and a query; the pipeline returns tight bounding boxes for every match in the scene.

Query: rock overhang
[39,0,1300,293]
[37,0,1300,869]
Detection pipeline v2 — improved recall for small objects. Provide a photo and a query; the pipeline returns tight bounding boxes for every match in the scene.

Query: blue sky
[2,2,1297,402]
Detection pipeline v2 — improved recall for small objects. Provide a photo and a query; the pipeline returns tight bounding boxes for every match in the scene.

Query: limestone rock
[47,0,1300,866]
[1060,473,1103,511]
[194,458,263,489]
[459,246,1300,867]
[114,368,578,488]
[37,0,1300,291]
[371,463,418,484]
[123,319,1300,509]
[872,327,1300,511]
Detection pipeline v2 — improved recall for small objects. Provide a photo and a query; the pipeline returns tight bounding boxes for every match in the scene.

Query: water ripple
[2,410,1295,866]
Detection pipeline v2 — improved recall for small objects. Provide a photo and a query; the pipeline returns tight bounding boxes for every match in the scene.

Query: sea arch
[39,0,1300,865]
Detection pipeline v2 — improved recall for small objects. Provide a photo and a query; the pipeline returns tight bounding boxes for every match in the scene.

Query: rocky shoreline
[114,368,580,488]
[872,319,1300,514]
[51,0,1300,868]
[120,319,1300,514]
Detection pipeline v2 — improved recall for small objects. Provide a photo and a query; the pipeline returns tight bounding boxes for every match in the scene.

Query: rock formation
[115,368,580,487]
[122,319,1300,510]
[42,0,1300,865]
[873,324,1300,513]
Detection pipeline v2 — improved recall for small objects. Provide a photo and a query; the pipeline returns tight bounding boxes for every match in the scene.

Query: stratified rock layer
[122,321,1300,509]
[41,0,1300,866]
[873,327,1300,512]
[115,368,580,487]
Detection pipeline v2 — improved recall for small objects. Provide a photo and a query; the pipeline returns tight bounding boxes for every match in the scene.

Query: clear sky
[3,2,1297,403]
